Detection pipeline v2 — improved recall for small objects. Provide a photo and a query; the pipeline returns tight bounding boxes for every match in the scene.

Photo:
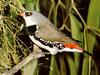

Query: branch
[2,45,44,75]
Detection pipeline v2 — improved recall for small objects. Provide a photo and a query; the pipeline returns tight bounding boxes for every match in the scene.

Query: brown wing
[36,20,76,44]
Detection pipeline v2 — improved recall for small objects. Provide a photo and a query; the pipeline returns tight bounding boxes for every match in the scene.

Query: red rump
[64,43,83,51]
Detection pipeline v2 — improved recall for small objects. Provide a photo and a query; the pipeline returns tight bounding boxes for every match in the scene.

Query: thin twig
[2,45,45,75]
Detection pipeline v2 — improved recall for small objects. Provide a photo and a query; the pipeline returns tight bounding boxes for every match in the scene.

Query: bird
[19,11,92,55]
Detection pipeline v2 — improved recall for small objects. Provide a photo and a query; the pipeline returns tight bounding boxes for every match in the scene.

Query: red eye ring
[26,12,32,16]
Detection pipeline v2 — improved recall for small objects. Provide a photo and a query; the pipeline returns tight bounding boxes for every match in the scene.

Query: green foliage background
[0,0,100,75]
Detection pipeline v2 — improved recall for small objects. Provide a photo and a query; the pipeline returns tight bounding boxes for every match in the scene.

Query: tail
[63,43,92,56]
[83,50,92,56]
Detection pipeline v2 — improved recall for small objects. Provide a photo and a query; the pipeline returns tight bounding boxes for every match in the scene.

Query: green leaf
[66,55,77,75]
[69,13,83,74]
[82,0,100,75]
[88,27,100,37]
[22,59,38,75]
[25,0,40,11]
[49,55,59,75]
[19,0,25,5]
[69,13,82,42]
[86,0,100,52]
[59,56,66,75]
[25,0,35,11]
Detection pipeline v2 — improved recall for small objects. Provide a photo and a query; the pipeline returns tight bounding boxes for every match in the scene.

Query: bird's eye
[25,12,32,16]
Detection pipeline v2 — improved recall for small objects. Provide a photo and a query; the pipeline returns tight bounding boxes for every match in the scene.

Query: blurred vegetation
[0,0,100,75]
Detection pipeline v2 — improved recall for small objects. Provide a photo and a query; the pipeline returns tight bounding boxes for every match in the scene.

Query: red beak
[19,12,25,16]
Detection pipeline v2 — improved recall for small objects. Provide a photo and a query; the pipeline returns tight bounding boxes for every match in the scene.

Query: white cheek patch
[24,16,37,27]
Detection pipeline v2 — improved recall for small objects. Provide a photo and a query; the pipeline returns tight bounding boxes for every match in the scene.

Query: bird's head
[19,11,52,34]
[19,11,49,27]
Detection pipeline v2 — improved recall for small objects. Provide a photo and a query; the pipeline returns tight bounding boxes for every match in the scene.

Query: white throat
[24,16,37,27]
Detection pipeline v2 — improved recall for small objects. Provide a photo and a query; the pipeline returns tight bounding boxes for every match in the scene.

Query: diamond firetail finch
[19,11,92,55]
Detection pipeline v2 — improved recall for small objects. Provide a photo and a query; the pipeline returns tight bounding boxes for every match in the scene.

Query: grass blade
[69,13,83,74]
[22,59,38,75]
[49,55,59,75]
[66,55,77,75]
